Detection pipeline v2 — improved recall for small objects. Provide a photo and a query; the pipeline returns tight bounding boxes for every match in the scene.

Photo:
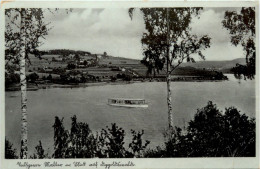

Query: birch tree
[5,8,49,159]
[222,7,255,79]
[129,8,211,128]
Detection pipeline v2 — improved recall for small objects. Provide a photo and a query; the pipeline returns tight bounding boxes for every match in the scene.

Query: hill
[181,58,245,72]
[23,50,243,79]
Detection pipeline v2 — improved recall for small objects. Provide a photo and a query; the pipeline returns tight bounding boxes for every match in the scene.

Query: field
[21,52,241,82]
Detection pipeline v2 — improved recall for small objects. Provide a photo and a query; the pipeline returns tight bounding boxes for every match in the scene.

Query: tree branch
[169,57,185,74]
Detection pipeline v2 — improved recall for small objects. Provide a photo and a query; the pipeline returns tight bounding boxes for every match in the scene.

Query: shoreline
[5,78,228,92]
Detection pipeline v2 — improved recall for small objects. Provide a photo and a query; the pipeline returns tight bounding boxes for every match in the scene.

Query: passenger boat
[108,98,148,108]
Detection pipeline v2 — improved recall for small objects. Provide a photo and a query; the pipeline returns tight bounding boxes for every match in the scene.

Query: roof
[108,98,145,101]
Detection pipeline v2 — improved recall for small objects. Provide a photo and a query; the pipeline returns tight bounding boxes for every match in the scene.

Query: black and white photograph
[1,1,259,168]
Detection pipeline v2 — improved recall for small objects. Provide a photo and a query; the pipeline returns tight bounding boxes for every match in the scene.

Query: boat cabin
[108,98,148,108]
[109,98,145,105]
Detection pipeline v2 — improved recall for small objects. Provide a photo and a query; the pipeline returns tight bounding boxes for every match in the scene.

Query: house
[68,54,75,59]
[79,59,84,64]
[44,68,53,73]
[55,58,63,62]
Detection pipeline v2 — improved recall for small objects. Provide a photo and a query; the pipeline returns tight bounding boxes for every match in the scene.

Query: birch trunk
[166,8,173,128]
[166,65,173,128]
[19,8,28,159]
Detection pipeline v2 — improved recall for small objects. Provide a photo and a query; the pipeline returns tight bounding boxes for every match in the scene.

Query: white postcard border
[0,1,259,169]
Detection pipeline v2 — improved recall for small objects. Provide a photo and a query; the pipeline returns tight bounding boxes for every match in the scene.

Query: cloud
[39,8,245,61]
[191,9,230,44]
[40,8,146,60]
[190,9,244,61]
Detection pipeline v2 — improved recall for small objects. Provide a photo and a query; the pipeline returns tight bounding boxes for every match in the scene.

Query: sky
[37,7,244,61]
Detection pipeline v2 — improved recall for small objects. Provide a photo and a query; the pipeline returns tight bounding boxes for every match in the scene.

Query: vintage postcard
[0,0,259,169]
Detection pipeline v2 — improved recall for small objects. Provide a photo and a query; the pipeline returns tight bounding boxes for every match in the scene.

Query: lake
[5,75,256,156]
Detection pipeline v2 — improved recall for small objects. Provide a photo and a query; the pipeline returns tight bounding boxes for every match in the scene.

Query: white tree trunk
[166,68,173,128]
[166,8,173,129]
[19,8,28,159]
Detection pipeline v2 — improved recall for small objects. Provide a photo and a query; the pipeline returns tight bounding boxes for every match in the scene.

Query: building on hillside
[44,68,53,73]
[68,54,75,59]
[57,58,63,61]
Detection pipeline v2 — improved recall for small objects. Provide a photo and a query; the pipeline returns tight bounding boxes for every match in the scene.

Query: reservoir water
[5,75,256,156]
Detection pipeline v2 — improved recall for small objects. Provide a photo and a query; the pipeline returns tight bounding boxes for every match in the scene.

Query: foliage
[222,7,255,79]
[5,9,50,65]
[74,54,81,61]
[52,67,66,75]
[27,72,39,82]
[59,73,70,83]
[116,73,134,81]
[5,64,19,73]
[5,138,18,159]
[222,107,255,156]
[5,8,71,159]
[100,123,126,157]
[128,130,150,157]
[67,63,76,70]
[159,101,255,157]
[129,8,211,129]
[47,74,53,81]
[31,141,50,159]
[52,116,150,158]
[52,117,69,158]
[66,115,92,158]
[124,75,133,81]
[52,57,57,62]
[5,72,20,88]
[110,76,117,82]
[47,49,91,56]
[129,8,211,76]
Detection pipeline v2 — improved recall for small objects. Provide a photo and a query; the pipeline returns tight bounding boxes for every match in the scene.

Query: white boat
[108,98,148,108]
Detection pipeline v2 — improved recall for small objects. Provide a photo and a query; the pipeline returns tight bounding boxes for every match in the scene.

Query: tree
[52,117,69,158]
[222,7,255,79]
[52,57,57,62]
[5,8,49,159]
[129,8,211,128]
[47,74,53,81]
[5,72,20,88]
[31,141,49,159]
[5,138,18,159]
[161,101,255,157]
[5,9,72,158]
[28,72,39,83]
[74,54,80,61]
[51,116,150,158]
[67,63,76,69]
[104,51,107,56]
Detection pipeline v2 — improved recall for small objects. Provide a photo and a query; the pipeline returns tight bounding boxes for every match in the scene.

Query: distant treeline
[5,49,92,60]
[6,101,255,159]
[44,49,91,56]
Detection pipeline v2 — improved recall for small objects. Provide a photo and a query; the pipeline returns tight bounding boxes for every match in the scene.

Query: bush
[124,75,132,81]
[5,72,20,87]
[156,101,256,157]
[5,138,18,159]
[110,76,117,82]
[30,141,50,159]
[231,63,255,80]
[52,116,150,158]
[52,67,66,74]
[67,63,76,70]
[28,72,39,83]
[47,74,52,81]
